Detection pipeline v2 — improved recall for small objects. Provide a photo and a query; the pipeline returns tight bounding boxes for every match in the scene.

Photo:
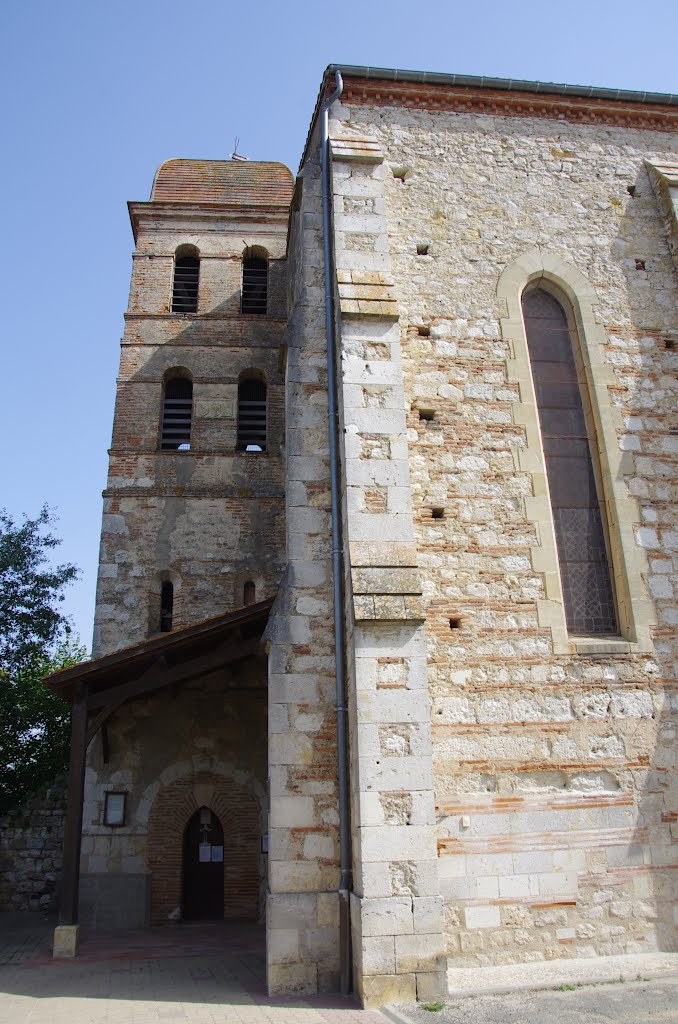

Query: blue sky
[3,0,676,651]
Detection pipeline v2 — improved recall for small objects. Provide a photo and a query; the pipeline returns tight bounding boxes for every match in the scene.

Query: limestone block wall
[93,208,288,656]
[332,96,678,967]
[265,138,343,995]
[328,132,446,1007]
[0,779,66,912]
[79,666,267,929]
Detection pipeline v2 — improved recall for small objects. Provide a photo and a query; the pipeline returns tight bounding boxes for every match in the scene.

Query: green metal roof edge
[326,64,678,107]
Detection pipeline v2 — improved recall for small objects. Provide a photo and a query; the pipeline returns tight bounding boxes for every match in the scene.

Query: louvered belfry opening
[160,581,174,632]
[171,254,199,313]
[237,378,267,451]
[241,256,268,314]
[522,287,618,636]
[161,377,193,450]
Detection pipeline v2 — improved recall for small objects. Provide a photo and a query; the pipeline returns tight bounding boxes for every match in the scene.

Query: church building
[48,65,678,1007]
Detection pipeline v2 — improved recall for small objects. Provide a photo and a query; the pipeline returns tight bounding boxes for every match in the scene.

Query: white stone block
[464,906,501,930]
[360,896,414,937]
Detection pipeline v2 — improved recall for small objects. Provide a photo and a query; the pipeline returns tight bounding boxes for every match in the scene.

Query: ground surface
[393,977,678,1024]
[2,914,678,1024]
[0,913,385,1024]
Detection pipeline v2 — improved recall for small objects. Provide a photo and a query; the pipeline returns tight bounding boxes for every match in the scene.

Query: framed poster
[103,792,126,827]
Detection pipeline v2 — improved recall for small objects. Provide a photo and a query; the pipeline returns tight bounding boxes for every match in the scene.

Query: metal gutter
[326,64,678,106]
[320,69,353,997]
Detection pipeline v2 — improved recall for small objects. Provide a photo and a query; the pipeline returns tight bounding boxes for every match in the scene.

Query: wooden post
[58,683,89,928]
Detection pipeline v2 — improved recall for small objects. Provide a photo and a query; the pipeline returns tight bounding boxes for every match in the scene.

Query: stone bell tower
[93,159,293,656]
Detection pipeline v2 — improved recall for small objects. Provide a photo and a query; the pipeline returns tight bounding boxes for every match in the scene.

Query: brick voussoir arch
[147,771,261,924]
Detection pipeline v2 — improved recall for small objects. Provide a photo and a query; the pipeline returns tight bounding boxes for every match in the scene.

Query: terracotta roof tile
[151,159,294,208]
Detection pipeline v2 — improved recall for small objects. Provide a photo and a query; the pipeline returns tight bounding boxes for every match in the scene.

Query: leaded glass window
[522,287,618,635]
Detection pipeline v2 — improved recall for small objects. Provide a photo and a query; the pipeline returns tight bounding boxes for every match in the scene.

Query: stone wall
[0,778,66,912]
[329,96,678,969]
[265,133,344,996]
[93,199,289,657]
[79,661,267,929]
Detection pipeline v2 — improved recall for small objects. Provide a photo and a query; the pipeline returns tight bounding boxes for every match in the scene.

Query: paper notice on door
[211,845,224,862]
[199,843,211,863]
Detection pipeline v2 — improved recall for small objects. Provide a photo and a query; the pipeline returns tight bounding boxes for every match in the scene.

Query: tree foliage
[0,507,83,815]
[0,506,79,676]
[0,640,86,816]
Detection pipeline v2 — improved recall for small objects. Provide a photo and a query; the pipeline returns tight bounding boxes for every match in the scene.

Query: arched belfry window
[243,581,256,605]
[237,377,267,452]
[161,376,193,450]
[522,287,618,635]
[171,247,199,313]
[241,249,268,315]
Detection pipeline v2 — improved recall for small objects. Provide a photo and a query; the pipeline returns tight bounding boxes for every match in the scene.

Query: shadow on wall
[616,163,678,953]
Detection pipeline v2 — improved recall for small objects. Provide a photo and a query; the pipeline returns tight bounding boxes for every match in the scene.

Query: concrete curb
[445,952,678,1000]
[382,1005,417,1024]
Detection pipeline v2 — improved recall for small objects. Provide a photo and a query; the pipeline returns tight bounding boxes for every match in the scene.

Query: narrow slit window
[243,580,256,605]
[160,581,174,632]
[237,378,267,451]
[241,257,268,314]
[171,253,199,313]
[522,287,618,636]
[161,378,193,450]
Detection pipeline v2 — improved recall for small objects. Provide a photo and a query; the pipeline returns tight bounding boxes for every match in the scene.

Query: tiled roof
[151,159,294,207]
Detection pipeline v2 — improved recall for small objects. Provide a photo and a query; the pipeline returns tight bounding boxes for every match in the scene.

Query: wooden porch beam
[87,635,261,711]
[58,683,88,927]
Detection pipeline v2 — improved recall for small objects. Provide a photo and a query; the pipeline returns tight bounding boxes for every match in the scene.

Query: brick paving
[0,914,389,1024]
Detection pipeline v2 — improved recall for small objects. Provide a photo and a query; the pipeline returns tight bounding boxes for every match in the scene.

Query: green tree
[0,507,83,815]
[0,506,79,675]
[0,640,86,816]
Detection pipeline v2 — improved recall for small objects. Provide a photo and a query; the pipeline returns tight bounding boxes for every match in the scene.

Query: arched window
[243,581,256,605]
[522,286,618,636]
[237,377,267,452]
[160,580,174,632]
[161,376,193,450]
[171,247,199,313]
[241,250,268,315]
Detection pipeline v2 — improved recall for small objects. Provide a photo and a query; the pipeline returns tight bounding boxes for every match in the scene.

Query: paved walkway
[0,914,387,1024]
[389,977,678,1024]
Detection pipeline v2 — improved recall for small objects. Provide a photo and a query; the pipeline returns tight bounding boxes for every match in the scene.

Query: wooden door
[182,807,224,920]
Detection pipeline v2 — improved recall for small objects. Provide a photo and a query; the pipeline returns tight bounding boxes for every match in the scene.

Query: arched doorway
[148,773,261,924]
[182,806,224,920]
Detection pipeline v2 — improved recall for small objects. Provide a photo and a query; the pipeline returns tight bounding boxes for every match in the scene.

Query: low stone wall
[0,779,66,912]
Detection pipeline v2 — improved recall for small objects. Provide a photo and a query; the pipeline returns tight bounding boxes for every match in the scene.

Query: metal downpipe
[320,70,352,996]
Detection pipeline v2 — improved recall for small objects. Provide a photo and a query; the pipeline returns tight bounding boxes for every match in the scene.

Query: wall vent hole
[627,185,636,197]
[417,325,431,337]
[391,166,410,182]
[665,338,675,350]
[418,408,435,422]
[431,507,445,520]
[449,617,462,630]
[635,259,646,271]
[416,243,430,256]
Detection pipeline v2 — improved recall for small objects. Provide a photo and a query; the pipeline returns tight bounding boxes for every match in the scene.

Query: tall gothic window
[522,286,618,635]
[161,377,193,450]
[237,377,267,451]
[171,248,199,313]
